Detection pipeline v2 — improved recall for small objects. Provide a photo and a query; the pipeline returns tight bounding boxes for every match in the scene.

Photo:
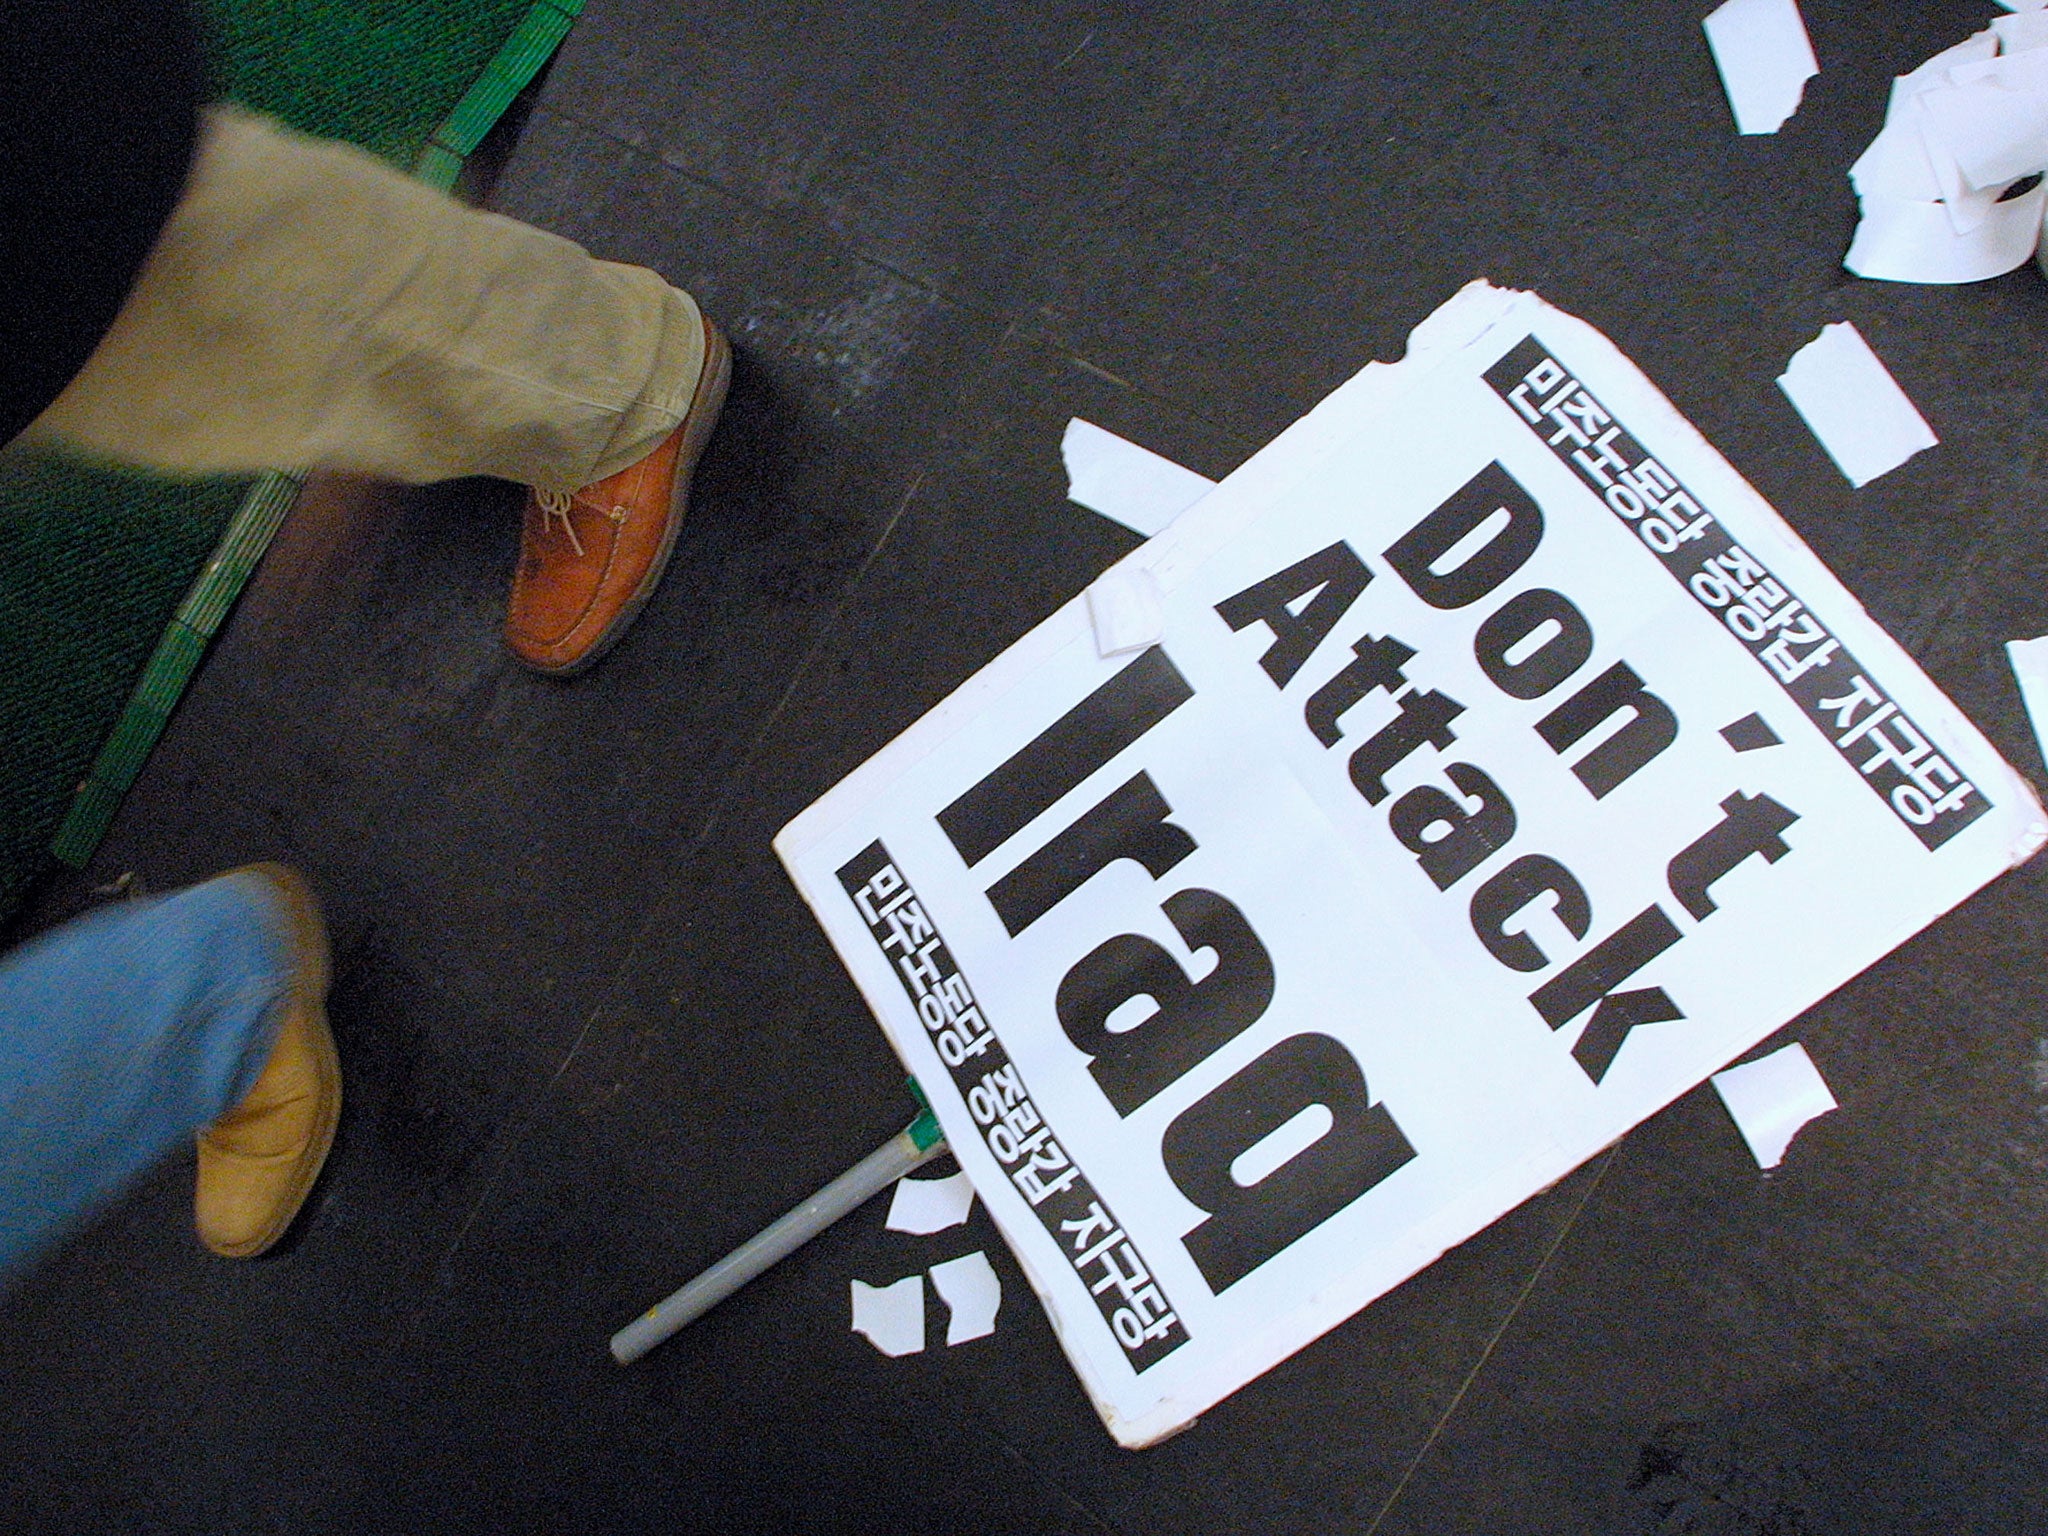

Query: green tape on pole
[907,1107,945,1152]
[904,1078,946,1150]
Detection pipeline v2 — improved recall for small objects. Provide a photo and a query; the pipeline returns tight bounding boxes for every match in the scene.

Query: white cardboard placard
[776,282,2045,1447]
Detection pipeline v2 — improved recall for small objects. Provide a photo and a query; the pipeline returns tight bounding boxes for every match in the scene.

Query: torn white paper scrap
[1847,181,2048,283]
[1842,22,2048,281]
[1993,13,2048,53]
[1061,417,1217,536]
[850,1275,925,1356]
[1913,105,2007,236]
[1895,28,2000,101]
[1702,0,1820,136]
[928,1251,1002,1344]
[2004,637,2048,762]
[1851,114,1945,203]
[1085,565,1165,656]
[1776,323,1939,487]
[884,1169,976,1234]
[1996,0,2048,14]
[1711,1042,1839,1169]
[1917,53,2048,193]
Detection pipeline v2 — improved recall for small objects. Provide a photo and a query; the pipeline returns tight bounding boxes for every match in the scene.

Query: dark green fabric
[208,0,539,165]
[0,0,565,922]
[0,459,251,917]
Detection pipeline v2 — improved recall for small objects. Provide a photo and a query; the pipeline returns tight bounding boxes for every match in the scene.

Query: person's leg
[26,105,704,494]
[0,865,336,1282]
[191,864,339,1258]
[28,104,729,674]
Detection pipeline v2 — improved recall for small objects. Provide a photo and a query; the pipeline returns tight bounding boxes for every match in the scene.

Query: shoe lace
[534,489,588,558]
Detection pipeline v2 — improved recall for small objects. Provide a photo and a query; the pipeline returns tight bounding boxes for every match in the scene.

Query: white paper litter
[1844,21,2048,282]
[1085,565,1166,656]
[928,1252,1002,1344]
[1702,0,1819,136]
[1850,114,1946,204]
[1711,1041,1839,1169]
[1995,13,2048,54]
[1776,323,1939,487]
[1847,183,2048,281]
[2005,636,2048,762]
[884,1169,977,1234]
[850,1275,925,1356]
[1061,417,1217,536]
[1898,30,2003,100]
[1916,52,2048,199]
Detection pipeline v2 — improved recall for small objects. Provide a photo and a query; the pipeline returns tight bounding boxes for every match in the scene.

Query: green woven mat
[0,0,581,922]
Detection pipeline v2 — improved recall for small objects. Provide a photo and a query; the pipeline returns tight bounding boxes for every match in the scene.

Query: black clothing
[0,0,205,447]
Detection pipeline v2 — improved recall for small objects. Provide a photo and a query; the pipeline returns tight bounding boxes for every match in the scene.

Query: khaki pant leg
[28,105,703,492]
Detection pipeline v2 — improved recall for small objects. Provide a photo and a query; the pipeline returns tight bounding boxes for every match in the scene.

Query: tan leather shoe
[505,312,733,675]
[194,864,340,1260]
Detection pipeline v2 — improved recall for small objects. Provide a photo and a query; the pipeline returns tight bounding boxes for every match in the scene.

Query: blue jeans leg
[0,873,293,1283]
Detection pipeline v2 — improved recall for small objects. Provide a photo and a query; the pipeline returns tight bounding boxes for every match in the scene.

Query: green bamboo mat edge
[50,0,586,868]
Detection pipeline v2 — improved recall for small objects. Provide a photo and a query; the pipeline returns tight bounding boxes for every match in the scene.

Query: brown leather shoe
[505,313,733,675]
[194,864,340,1260]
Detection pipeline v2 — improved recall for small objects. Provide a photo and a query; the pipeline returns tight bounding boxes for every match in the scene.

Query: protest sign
[775,281,2046,1447]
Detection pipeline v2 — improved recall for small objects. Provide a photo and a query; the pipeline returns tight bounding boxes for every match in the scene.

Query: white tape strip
[1776,322,1939,487]
[1711,1042,1839,1169]
[2005,636,2048,763]
[1085,565,1166,657]
[1061,417,1217,536]
[1703,0,1820,136]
